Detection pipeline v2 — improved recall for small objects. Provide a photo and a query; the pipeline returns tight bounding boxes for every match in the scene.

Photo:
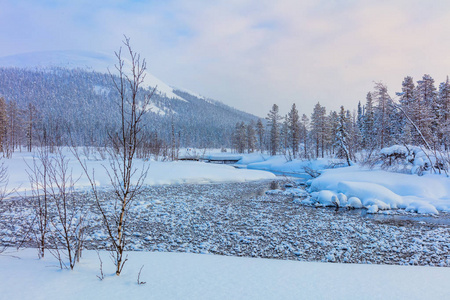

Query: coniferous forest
[233,75,450,171]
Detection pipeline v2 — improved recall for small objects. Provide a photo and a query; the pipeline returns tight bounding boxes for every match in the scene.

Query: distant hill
[0,51,258,148]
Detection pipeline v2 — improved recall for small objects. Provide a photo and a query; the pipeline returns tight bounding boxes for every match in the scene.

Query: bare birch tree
[47,148,86,269]
[25,146,50,258]
[76,36,154,275]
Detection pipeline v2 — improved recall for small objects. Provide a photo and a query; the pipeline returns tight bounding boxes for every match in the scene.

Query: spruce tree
[311,102,327,158]
[336,106,351,166]
[362,92,376,150]
[256,119,265,153]
[438,77,450,149]
[246,120,257,153]
[373,82,392,148]
[287,103,300,158]
[300,114,309,158]
[266,104,282,156]
[415,74,436,144]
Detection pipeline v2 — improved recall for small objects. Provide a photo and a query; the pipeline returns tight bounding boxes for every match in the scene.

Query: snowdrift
[309,166,450,214]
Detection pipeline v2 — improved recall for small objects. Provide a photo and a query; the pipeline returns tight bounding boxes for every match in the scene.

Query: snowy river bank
[2,179,449,267]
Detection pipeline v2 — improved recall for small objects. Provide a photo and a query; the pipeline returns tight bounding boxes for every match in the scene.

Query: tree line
[233,74,450,166]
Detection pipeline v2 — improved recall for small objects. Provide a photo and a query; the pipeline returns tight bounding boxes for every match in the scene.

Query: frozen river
[1,179,449,267]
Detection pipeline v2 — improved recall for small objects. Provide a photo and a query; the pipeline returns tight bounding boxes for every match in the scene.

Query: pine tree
[311,102,327,158]
[336,106,351,166]
[300,114,309,158]
[328,110,339,155]
[438,76,450,149]
[373,82,392,148]
[414,74,436,144]
[233,122,246,153]
[280,116,289,156]
[357,101,364,135]
[256,119,265,153]
[400,76,415,107]
[246,120,257,153]
[287,103,300,158]
[345,109,358,157]
[266,104,282,155]
[362,92,376,150]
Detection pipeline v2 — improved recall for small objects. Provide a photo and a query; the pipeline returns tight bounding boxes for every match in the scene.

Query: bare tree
[0,160,10,254]
[26,103,36,152]
[47,148,86,269]
[0,97,8,157]
[75,36,154,275]
[25,147,50,258]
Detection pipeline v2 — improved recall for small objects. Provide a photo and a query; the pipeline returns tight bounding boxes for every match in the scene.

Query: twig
[137,265,146,285]
[96,251,104,281]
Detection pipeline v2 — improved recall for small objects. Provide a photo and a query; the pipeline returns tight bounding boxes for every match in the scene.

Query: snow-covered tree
[373,82,393,148]
[280,116,289,156]
[286,103,300,157]
[438,76,450,149]
[256,119,265,153]
[0,97,7,155]
[266,104,282,155]
[327,110,339,156]
[362,92,376,150]
[414,74,436,144]
[246,120,257,153]
[300,114,310,158]
[311,102,327,158]
[233,122,247,153]
[336,106,351,166]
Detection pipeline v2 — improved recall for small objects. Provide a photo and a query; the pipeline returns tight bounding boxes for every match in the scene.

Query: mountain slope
[0,51,258,148]
[0,50,184,101]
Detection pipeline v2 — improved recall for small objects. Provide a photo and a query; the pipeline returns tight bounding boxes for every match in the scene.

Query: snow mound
[347,197,362,208]
[337,181,403,209]
[309,165,450,214]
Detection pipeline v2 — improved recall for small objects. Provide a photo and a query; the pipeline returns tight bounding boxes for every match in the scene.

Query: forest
[233,74,450,173]
[0,66,257,158]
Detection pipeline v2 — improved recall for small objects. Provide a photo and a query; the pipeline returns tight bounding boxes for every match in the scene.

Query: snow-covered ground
[2,148,450,299]
[1,248,449,300]
[308,166,450,214]
[2,149,275,197]
[235,154,450,214]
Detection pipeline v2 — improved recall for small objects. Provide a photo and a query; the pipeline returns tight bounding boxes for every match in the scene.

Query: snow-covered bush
[364,145,449,175]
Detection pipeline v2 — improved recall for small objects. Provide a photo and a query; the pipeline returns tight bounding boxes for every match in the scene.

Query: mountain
[0,51,258,148]
[0,50,184,101]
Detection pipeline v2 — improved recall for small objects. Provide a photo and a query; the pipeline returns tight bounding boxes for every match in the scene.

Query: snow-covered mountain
[0,50,184,101]
[0,50,257,147]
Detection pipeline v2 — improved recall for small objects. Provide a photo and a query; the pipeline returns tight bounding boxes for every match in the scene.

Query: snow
[147,102,167,115]
[235,153,450,214]
[2,149,450,298]
[237,155,336,178]
[309,165,450,214]
[347,197,363,208]
[316,190,337,207]
[172,86,206,100]
[2,149,275,196]
[1,248,449,300]
[0,50,186,101]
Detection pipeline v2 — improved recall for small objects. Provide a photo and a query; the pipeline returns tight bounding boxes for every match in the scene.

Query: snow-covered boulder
[347,197,363,209]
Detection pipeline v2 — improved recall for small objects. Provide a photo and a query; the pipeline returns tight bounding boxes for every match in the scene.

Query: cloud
[2,0,450,117]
